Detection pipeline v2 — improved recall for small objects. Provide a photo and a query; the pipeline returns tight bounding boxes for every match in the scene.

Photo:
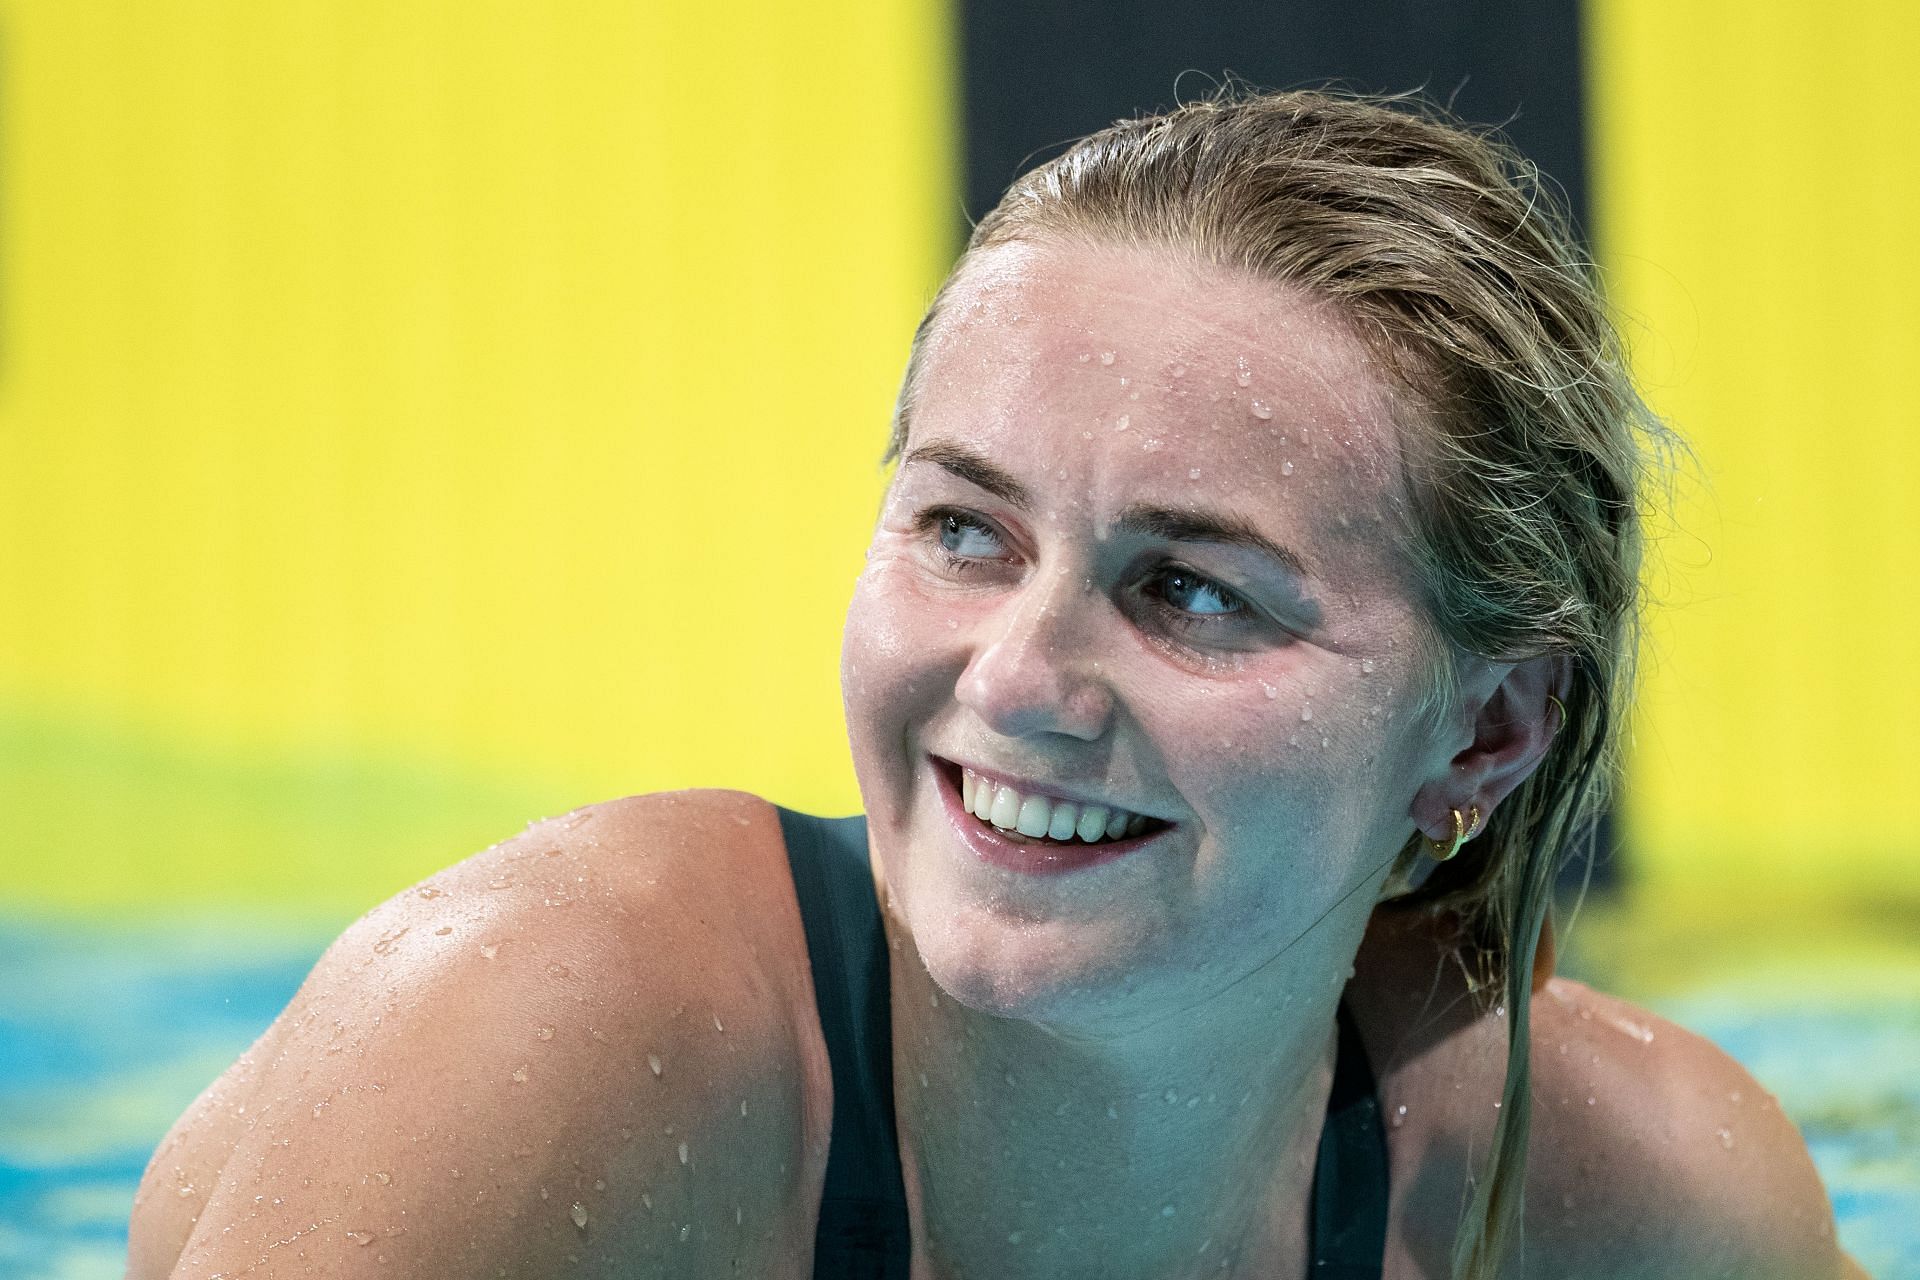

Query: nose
[955,568,1114,741]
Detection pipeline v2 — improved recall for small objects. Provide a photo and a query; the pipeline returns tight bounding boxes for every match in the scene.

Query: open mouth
[931,756,1174,849]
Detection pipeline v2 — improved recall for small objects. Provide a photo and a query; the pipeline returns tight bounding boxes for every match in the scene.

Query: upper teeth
[961,767,1148,842]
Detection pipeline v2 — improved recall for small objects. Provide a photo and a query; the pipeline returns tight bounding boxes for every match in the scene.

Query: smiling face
[842,237,1459,1033]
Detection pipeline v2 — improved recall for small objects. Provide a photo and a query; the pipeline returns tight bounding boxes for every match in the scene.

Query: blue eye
[910,505,1258,638]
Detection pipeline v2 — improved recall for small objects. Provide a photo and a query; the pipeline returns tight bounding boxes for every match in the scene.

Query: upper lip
[932,754,1165,822]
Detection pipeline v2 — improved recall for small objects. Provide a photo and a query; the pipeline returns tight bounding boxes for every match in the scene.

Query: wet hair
[881,85,1680,1279]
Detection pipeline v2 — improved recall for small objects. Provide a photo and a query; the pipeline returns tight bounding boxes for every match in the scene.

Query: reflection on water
[3,908,1914,1279]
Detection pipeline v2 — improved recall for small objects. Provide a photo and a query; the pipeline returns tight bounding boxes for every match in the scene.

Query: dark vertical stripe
[952,0,1616,896]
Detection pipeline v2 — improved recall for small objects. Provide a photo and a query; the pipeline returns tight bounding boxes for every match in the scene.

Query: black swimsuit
[775,806,1390,1280]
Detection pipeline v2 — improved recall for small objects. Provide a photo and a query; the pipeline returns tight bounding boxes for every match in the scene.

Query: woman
[128,89,1864,1279]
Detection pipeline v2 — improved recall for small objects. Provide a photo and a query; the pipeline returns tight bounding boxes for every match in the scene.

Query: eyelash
[911,506,1255,637]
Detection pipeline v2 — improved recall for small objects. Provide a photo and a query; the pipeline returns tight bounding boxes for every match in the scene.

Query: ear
[1410,652,1570,845]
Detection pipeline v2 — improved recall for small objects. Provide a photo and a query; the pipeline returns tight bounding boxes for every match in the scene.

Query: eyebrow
[899,440,1316,581]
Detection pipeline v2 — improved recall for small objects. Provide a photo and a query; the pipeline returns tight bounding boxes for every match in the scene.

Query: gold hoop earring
[1428,805,1481,862]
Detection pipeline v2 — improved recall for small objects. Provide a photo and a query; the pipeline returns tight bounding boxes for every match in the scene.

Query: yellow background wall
[1589,1,1920,906]
[0,1,954,916]
[3,0,1914,925]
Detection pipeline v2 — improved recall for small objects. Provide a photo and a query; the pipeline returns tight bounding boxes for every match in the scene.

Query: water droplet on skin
[1718,1128,1735,1149]
[1235,357,1252,387]
[1300,704,1313,722]
[547,962,570,978]
[1188,468,1202,479]
[487,877,514,891]
[1186,1095,1200,1108]
[511,1065,529,1084]
[713,1013,725,1032]
[1162,1203,1177,1217]
[1361,659,1375,674]
[678,1141,689,1165]
[919,1072,930,1088]
[570,1202,589,1229]
[1114,414,1130,430]
[480,944,499,960]
[1321,736,1330,748]
[372,927,409,955]
[536,1026,553,1041]
[1077,352,1091,363]
[415,886,445,899]
[1586,1096,1597,1106]
[374,1171,391,1185]
[433,926,452,936]
[347,1230,375,1246]
[648,1054,663,1076]
[1163,1089,1178,1104]
[175,1185,194,1198]
[1281,459,1295,476]
[1008,1231,1025,1244]
[1391,1104,1407,1127]
[1099,351,1115,365]
[1142,437,1163,452]
[1250,400,1273,419]
[1729,1090,1742,1104]
[1260,681,1278,700]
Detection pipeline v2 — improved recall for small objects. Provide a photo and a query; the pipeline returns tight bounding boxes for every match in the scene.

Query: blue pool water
[3,915,1915,1278]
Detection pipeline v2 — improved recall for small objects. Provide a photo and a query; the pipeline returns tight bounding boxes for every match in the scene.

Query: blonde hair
[883,85,1680,1279]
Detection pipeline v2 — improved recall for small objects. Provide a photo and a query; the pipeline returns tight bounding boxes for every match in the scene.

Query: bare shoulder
[129,788,830,1280]
[1520,977,1853,1280]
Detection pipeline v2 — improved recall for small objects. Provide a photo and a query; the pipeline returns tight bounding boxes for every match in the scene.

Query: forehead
[910,239,1417,572]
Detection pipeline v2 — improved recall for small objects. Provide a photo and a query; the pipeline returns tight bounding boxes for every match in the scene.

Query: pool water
[3,913,1914,1278]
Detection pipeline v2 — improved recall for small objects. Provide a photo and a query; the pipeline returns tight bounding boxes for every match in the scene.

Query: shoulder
[1520,977,1848,1280]
[130,789,830,1279]
[1349,912,1850,1280]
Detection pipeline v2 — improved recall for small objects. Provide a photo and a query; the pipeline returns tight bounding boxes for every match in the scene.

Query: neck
[878,901,1348,1280]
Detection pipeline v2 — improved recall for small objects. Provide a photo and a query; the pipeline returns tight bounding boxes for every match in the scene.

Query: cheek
[841,559,950,750]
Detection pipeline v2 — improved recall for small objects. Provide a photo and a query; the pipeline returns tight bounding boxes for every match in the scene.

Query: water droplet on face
[347,1230,375,1246]
[1281,460,1295,476]
[1008,1231,1025,1245]
[487,876,514,891]
[433,926,452,936]
[1107,1102,1120,1119]
[1099,351,1115,366]
[1162,1203,1177,1217]
[1729,1090,1742,1104]
[1586,1095,1597,1106]
[511,1065,529,1083]
[1300,704,1313,722]
[1077,352,1091,363]
[1235,357,1252,387]
[678,1141,690,1165]
[374,1170,392,1185]
[648,1053,663,1076]
[1250,400,1272,420]
[1260,681,1278,700]
[480,943,499,960]
[1717,1127,1735,1150]
[536,1026,554,1041]
[1391,1104,1408,1128]
[713,1013,725,1032]
[1114,414,1130,431]
[1171,362,1187,377]
[1188,468,1202,479]
[1361,658,1375,674]
[415,886,445,899]
[570,1201,589,1229]
[1142,437,1163,452]
[1163,1088,1178,1104]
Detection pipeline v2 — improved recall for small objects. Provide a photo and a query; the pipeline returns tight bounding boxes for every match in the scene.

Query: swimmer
[128,89,1868,1279]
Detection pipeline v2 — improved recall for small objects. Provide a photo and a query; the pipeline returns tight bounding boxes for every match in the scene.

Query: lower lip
[933,758,1170,876]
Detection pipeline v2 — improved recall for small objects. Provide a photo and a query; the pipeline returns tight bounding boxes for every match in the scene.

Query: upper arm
[129,790,827,1279]
[1525,979,1850,1280]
